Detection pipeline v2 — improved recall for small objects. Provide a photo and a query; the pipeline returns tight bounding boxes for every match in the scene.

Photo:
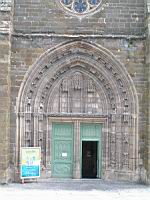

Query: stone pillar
[73,121,81,179]
[0,0,12,183]
[146,0,150,184]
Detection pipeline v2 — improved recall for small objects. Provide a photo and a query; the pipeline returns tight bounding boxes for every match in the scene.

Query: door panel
[80,123,101,139]
[52,123,73,178]
[53,140,73,162]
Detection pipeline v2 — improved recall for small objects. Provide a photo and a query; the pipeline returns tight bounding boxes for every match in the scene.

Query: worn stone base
[104,170,137,182]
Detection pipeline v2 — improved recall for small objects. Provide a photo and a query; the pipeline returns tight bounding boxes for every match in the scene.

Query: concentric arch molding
[57,0,105,17]
[15,41,139,181]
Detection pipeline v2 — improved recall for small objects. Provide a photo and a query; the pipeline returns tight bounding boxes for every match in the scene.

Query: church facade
[0,0,150,183]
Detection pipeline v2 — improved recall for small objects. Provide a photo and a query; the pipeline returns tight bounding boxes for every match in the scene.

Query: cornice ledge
[12,32,146,40]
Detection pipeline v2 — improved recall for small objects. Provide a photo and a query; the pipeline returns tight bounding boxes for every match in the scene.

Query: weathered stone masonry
[146,0,150,184]
[0,0,150,183]
[0,0,11,183]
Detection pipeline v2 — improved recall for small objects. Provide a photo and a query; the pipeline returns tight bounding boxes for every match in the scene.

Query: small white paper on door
[62,153,67,157]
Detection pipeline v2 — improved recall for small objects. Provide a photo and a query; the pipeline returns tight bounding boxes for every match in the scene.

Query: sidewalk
[0,179,150,200]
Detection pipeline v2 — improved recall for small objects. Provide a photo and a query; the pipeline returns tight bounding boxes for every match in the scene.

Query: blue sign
[21,165,40,178]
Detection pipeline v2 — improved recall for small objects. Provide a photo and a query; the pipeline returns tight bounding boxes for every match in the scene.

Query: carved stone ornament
[58,0,104,16]
[0,0,11,11]
[50,72,103,114]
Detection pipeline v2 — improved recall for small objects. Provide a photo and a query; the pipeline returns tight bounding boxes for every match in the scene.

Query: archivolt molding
[34,59,119,114]
[16,41,139,178]
[18,41,137,113]
[17,42,136,96]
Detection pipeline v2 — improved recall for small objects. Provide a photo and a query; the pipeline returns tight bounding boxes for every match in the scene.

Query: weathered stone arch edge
[15,40,140,180]
[16,40,139,115]
[33,59,121,114]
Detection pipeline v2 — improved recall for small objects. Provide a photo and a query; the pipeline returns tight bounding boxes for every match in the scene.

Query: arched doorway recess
[16,41,138,180]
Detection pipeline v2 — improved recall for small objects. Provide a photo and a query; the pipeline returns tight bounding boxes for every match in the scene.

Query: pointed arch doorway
[49,71,105,179]
[16,41,138,181]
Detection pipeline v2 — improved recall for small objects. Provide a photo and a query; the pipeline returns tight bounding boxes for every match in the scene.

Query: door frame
[49,117,106,179]
[80,122,103,179]
[81,138,102,179]
[81,140,99,178]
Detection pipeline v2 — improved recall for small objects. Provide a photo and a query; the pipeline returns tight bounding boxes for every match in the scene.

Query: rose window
[59,0,103,16]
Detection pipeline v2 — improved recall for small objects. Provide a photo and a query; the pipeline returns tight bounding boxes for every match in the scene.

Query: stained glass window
[60,0,102,15]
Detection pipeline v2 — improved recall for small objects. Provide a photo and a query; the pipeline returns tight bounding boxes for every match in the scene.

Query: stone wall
[13,0,145,36]
[0,0,12,183]
[146,0,150,184]
[10,0,147,183]
[0,0,149,183]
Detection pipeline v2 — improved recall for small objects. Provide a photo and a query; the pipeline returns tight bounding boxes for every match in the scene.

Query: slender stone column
[73,120,81,179]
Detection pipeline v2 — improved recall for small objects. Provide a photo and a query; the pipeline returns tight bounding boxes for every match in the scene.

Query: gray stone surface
[0,2,11,183]
[13,0,145,36]
[0,0,150,184]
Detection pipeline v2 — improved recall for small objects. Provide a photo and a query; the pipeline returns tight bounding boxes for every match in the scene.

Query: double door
[51,122,102,178]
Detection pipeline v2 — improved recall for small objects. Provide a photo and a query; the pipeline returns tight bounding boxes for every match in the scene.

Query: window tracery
[59,0,102,15]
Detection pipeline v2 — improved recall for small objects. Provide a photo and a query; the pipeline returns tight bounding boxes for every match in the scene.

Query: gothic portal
[16,41,138,180]
[0,0,149,184]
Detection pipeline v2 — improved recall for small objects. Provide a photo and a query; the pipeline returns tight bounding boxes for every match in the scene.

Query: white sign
[62,152,67,157]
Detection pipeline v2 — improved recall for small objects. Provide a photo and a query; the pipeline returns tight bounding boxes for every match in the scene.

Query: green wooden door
[51,123,74,178]
[80,123,102,178]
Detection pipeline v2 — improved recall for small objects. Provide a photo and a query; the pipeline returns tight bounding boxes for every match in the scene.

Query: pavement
[0,179,150,200]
